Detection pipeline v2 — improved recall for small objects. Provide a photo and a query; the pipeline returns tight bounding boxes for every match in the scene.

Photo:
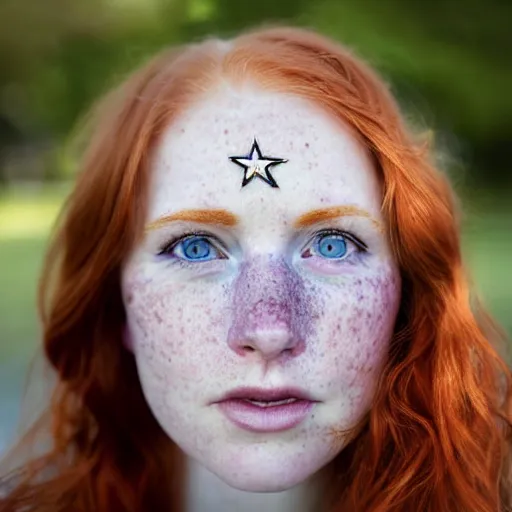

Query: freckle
[224,129,229,135]
[305,142,310,148]
[126,293,133,304]
[180,128,185,133]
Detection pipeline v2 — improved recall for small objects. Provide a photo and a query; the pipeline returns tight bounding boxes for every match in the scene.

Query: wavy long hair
[1,26,511,512]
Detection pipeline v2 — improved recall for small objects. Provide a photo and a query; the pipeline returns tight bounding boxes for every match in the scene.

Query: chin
[220,471,302,493]
[203,441,335,493]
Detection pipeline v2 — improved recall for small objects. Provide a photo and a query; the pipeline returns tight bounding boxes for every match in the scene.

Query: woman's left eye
[302,231,365,261]
[159,235,225,262]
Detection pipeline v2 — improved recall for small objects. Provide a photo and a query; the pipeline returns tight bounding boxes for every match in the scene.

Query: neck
[185,457,325,512]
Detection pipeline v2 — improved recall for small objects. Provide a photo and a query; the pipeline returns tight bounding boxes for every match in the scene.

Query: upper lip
[217,386,316,403]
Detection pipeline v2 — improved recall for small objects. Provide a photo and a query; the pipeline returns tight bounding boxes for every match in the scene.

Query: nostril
[242,345,256,352]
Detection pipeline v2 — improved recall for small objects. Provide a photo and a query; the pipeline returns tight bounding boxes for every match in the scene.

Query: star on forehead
[229,139,288,188]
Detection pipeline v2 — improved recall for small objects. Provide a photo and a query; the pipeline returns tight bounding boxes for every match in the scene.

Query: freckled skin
[228,256,315,360]
[122,87,401,493]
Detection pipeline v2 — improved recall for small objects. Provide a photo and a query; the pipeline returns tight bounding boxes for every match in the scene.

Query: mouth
[242,397,299,407]
[215,387,317,433]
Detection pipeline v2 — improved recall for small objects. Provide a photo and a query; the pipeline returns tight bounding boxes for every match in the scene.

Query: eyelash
[157,229,367,262]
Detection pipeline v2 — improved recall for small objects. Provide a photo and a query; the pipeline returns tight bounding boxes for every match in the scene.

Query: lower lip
[218,399,314,433]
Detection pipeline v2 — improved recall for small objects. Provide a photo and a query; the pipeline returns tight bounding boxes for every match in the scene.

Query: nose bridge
[227,256,308,360]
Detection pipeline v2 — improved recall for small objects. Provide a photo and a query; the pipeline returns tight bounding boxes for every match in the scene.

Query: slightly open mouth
[244,398,298,408]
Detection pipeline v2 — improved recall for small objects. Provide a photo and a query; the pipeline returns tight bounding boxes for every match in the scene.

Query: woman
[1,26,511,512]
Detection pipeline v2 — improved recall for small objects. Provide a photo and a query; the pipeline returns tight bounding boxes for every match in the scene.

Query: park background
[0,0,511,453]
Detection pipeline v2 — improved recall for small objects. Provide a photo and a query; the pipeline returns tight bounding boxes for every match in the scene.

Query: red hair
[1,26,511,511]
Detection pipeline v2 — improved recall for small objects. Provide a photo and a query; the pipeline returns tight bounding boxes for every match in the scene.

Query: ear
[123,324,134,352]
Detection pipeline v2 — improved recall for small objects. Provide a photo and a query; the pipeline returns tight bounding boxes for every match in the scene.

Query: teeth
[245,398,297,407]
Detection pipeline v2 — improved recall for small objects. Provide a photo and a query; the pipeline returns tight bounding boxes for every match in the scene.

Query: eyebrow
[293,206,383,231]
[145,205,383,232]
[145,209,239,231]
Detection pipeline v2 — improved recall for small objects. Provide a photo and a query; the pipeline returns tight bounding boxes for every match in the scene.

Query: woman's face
[122,87,401,492]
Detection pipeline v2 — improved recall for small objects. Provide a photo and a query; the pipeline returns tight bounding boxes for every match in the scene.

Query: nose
[227,295,306,362]
[227,257,309,363]
[233,324,299,361]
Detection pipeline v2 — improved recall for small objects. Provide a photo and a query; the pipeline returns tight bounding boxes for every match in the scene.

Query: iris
[180,236,216,261]
[315,234,347,259]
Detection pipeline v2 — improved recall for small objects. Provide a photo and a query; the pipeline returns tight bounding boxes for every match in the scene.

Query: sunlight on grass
[0,186,66,240]
[0,203,60,239]
[0,186,67,359]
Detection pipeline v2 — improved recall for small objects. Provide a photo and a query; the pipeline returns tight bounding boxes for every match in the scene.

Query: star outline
[229,138,288,188]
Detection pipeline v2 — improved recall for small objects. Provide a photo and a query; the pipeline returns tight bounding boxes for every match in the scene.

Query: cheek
[123,274,231,383]
[308,267,401,389]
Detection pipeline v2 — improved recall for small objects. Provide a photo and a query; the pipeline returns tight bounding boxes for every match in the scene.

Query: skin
[122,86,401,508]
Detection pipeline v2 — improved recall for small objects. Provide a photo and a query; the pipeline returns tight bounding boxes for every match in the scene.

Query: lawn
[0,186,65,360]
[0,185,510,362]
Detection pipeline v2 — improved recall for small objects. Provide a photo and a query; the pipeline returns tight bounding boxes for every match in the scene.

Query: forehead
[148,87,382,221]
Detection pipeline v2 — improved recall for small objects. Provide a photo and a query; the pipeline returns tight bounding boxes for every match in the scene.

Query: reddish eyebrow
[294,206,383,231]
[146,209,239,231]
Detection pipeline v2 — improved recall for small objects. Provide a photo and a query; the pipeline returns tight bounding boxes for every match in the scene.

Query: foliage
[0,0,510,184]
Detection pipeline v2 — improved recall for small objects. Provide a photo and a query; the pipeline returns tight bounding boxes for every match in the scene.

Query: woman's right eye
[160,235,226,262]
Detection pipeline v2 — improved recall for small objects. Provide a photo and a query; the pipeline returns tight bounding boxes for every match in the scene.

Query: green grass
[0,186,65,359]
[0,237,48,358]
[0,185,510,361]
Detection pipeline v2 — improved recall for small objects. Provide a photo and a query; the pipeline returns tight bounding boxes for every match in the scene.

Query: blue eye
[181,237,213,260]
[162,235,224,262]
[315,233,348,259]
[303,230,366,261]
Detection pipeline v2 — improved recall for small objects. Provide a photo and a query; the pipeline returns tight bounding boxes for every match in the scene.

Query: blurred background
[0,0,511,453]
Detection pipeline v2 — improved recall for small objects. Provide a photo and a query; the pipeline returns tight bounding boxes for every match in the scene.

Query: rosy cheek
[123,270,231,369]
[309,270,400,385]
